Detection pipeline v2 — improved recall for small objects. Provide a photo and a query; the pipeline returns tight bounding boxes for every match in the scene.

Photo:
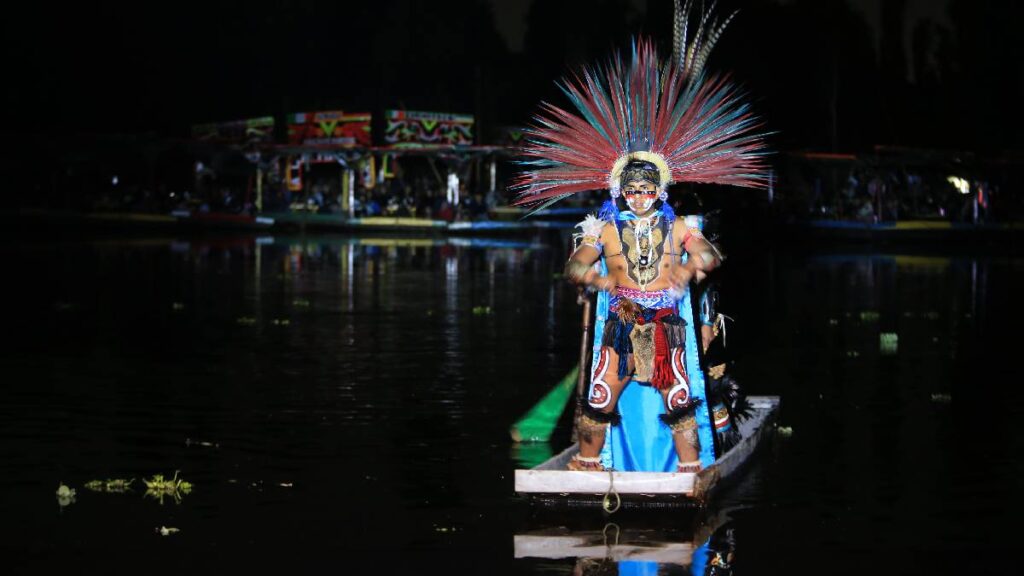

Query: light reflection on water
[0,234,1020,574]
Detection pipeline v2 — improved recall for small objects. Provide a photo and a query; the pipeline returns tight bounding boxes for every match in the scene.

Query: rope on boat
[602,470,621,514]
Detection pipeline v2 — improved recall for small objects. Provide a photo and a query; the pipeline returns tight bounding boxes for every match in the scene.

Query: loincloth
[601,289,686,389]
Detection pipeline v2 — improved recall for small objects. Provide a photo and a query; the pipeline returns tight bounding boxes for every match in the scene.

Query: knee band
[581,403,621,427]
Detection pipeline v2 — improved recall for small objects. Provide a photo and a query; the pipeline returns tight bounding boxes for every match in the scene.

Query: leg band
[567,453,605,471]
[581,403,621,427]
[659,400,702,429]
[677,459,702,473]
[661,410,701,450]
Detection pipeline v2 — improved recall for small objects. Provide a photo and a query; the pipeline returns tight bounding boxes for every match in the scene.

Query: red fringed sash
[636,309,676,390]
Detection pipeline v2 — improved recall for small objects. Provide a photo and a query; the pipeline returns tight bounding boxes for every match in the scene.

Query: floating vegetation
[292,299,311,307]
[143,471,193,505]
[236,316,257,326]
[156,526,180,536]
[472,306,493,316]
[931,393,952,404]
[84,478,135,493]
[859,311,880,322]
[879,333,898,355]
[56,483,76,507]
[271,318,291,326]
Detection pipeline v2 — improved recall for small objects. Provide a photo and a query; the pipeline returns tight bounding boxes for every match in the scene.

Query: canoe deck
[514,395,780,505]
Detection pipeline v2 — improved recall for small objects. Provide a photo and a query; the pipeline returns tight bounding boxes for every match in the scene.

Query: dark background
[2,0,1021,153]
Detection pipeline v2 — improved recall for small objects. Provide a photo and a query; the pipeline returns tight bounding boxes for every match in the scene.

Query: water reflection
[512,248,1021,576]
[1,233,1019,574]
[514,508,741,575]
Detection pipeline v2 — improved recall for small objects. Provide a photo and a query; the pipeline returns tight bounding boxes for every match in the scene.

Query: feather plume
[575,214,607,239]
[672,0,686,66]
[673,0,737,81]
[512,37,768,211]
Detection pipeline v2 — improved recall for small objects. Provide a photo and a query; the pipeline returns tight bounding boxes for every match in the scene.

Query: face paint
[625,193,656,213]
[622,180,658,215]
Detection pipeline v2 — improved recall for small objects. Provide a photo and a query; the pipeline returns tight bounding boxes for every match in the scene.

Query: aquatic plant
[143,471,193,505]
[56,483,76,507]
[84,478,135,493]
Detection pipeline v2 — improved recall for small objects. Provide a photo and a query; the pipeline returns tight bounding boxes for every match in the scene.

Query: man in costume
[693,227,752,456]
[513,2,768,472]
[564,163,724,472]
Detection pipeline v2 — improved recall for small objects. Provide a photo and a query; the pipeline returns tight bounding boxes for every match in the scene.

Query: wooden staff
[572,286,594,443]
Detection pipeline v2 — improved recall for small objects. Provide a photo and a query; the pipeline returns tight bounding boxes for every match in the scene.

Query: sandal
[567,454,605,471]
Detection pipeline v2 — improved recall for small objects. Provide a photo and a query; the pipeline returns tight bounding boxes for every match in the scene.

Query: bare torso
[601,216,687,292]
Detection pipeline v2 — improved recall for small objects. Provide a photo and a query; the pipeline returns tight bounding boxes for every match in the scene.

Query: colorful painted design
[494,125,525,146]
[288,111,372,149]
[610,288,677,311]
[621,221,666,288]
[191,116,274,146]
[713,404,732,432]
[588,349,612,409]
[589,382,611,409]
[671,348,688,384]
[667,379,691,410]
[384,110,474,146]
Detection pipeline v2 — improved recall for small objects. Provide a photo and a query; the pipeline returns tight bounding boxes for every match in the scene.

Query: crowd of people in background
[263,173,497,222]
[30,153,1018,227]
[83,163,500,223]
[778,163,1011,225]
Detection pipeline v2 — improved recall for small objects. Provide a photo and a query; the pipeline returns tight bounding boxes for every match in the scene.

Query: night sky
[2,0,1021,153]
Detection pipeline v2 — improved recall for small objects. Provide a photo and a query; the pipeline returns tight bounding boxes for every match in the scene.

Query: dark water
[1,232,1021,574]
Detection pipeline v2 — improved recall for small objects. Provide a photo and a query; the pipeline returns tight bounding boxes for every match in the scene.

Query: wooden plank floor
[514,396,780,499]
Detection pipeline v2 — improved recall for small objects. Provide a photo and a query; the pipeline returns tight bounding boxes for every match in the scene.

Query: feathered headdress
[512,1,768,214]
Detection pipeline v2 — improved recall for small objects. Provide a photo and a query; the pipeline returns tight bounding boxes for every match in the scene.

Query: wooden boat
[514,395,780,507]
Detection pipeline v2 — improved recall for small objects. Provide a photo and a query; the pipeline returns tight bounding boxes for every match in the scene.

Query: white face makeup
[622,180,658,215]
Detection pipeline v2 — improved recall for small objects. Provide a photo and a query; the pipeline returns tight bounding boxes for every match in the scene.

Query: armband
[565,259,592,281]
